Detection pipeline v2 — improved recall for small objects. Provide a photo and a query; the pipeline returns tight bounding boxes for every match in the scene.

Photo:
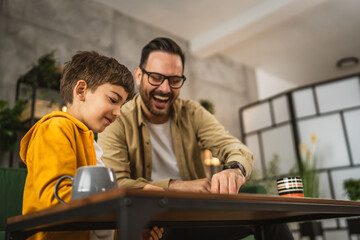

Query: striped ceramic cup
[277,177,304,197]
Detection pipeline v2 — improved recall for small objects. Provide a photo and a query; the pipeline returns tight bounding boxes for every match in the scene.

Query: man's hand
[211,169,245,194]
[143,184,165,191]
[169,178,211,193]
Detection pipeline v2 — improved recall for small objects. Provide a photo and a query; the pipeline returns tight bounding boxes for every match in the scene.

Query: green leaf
[0,99,26,152]
[344,179,360,201]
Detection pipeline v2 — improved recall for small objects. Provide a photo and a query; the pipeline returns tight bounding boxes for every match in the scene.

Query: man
[98,37,293,239]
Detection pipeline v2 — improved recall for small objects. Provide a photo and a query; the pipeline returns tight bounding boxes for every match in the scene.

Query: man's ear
[134,67,142,87]
[74,80,87,101]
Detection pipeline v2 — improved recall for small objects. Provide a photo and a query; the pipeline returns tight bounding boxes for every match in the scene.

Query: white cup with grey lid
[54,166,117,203]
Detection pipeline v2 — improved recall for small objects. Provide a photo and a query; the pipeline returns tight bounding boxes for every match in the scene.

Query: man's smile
[151,92,172,109]
[153,94,169,102]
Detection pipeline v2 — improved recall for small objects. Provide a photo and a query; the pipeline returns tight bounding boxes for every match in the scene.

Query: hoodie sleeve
[27,119,78,208]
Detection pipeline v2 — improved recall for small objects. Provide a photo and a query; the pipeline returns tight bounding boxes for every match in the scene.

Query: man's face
[136,51,183,123]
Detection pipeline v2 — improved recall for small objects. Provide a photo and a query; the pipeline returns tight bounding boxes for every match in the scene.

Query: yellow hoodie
[20,111,97,240]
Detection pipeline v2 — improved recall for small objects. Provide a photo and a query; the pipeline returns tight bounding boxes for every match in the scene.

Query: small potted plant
[344,179,360,201]
[344,179,360,238]
[199,99,215,114]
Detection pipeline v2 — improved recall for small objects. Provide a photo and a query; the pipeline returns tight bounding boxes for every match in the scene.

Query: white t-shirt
[144,119,183,181]
[93,140,105,166]
[91,140,114,240]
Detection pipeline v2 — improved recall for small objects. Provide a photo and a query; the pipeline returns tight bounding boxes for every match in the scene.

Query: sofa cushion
[0,167,27,232]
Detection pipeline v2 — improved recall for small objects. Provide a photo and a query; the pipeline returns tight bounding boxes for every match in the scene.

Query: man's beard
[140,87,173,117]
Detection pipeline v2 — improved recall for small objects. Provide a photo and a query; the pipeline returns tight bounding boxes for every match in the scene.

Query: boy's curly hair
[60,51,134,104]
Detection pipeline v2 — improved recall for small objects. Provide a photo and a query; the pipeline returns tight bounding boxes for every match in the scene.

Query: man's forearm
[168,178,211,193]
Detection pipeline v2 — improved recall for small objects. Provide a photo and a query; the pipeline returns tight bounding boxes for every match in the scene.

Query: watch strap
[223,161,246,177]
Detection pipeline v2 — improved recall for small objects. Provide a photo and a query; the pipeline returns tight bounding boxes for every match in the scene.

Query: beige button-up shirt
[98,94,254,189]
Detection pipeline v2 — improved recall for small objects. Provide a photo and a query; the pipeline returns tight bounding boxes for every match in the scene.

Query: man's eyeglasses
[140,67,186,89]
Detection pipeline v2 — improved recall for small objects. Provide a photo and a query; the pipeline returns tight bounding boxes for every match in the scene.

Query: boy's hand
[140,226,164,240]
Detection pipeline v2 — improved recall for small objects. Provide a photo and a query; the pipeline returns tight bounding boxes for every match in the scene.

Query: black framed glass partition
[239,73,360,233]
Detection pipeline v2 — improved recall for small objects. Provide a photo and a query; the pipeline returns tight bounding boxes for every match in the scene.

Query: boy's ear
[74,80,87,101]
[134,67,142,87]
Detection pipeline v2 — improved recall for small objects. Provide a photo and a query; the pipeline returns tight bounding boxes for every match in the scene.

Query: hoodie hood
[20,111,92,165]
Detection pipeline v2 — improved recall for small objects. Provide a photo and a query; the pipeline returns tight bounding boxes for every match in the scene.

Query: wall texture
[0,0,255,165]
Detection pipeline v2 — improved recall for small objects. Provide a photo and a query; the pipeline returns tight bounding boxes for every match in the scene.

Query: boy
[20,51,163,240]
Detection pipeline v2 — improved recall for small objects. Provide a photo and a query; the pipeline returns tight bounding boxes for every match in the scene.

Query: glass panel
[316,77,360,113]
[321,219,337,229]
[318,172,332,199]
[323,229,348,239]
[262,124,297,176]
[245,134,263,179]
[292,88,316,118]
[339,217,349,228]
[298,114,350,169]
[242,102,272,133]
[343,108,360,165]
[272,95,290,124]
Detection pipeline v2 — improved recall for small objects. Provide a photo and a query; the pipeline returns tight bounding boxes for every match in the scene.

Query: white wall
[0,0,254,165]
[256,69,297,100]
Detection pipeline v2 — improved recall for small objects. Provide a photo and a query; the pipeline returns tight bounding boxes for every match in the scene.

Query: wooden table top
[8,188,360,226]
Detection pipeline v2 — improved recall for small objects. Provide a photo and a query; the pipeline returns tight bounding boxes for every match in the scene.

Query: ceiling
[93,0,360,86]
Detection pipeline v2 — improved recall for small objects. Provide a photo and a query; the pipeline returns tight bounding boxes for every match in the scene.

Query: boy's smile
[104,116,115,126]
[85,83,128,133]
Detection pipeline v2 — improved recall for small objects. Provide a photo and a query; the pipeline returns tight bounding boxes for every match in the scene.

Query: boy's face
[80,83,128,133]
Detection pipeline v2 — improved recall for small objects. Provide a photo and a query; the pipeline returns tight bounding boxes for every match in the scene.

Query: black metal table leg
[254,225,266,240]
[117,196,167,240]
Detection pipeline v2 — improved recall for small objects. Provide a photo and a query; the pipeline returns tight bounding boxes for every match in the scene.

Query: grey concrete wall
[0,0,254,165]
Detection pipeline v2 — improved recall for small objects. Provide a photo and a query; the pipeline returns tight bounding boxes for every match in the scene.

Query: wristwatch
[223,161,246,177]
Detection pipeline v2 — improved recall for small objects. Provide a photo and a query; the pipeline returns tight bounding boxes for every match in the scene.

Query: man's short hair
[139,37,185,72]
[60,51,134,104]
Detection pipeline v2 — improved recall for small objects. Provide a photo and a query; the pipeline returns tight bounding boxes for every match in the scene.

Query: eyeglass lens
[148,73,184,88]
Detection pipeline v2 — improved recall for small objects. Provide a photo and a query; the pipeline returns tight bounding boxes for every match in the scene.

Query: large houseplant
[0,100,26,162]
[293,134,320,198]
[18,51,62,122]
[288,134,319,198]
[296,135,322,238]
[19,51,60,90]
